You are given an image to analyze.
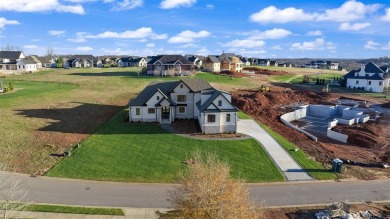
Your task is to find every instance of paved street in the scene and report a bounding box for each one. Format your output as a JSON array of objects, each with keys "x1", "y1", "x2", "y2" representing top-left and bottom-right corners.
[
  {"x1": 237, "y1": 119, "x2": 313, "y2": 181},
  {"x1": 10, "y1": 173, "x2": 388, "y2": 208}
]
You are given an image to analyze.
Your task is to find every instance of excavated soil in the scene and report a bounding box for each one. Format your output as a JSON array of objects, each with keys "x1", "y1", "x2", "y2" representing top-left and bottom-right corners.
[
  {"x1": 232, "y1": 86, "x2": 390, "y2": 179},
  {"x1": 243, "y1": 67, "x2": 290, "y2": 76}
]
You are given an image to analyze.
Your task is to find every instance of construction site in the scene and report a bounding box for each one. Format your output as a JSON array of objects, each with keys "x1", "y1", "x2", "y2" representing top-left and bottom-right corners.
[{"x1": 232, "y1": 83, "x2": 390, "y2": 180}]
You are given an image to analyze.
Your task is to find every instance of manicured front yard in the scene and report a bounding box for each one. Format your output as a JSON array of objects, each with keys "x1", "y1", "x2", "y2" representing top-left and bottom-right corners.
[{"x1": 47, "y1": 109, "x2": 284, "y2": 183}]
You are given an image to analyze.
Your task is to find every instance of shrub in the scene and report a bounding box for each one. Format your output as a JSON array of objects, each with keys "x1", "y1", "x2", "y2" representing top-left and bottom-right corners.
[{"x1": 8, "y1": 82, "x2": 14, "y2": 91}]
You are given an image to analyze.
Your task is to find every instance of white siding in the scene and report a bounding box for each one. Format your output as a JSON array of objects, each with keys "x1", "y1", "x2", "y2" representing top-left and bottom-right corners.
[
  {"x1": 212, "y1": 94, "x2": 235, "y2": 110},
  {"x1": 171, "y1": 82, "x2": 194, "y2": 119}
]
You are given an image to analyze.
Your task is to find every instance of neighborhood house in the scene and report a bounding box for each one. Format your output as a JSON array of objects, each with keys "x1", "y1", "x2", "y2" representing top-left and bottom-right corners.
[
  {"x1": 343, "y1": 62, "x2": 390, "y2": 93},
  {"x1": 128, "y1": 78, "x2": 238, "y2": 134},
  {"x1": 146, "y1": 55, "x2": 194, "y2": 76}
]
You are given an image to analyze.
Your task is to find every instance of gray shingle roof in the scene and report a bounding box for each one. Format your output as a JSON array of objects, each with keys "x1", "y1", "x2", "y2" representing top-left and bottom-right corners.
[
  {"x1": 206, "y1": 56, "x2": 220, "y2": 63},
  {"x1": 20, "y1": 60, "x2": 37, "y2": 64},
  {"x1": 0, "y1": 51, "x2": 24, "y2": 60},
  {"x1": 364, "y1": 62, "x2": 384, "y2": 74},
  {"x1": 147, "y1": 55, "x2": 192, "y2": 65},
  {"x1": 197, "y1": 90, "x2": 238, "y2": 112},
  {"x1": 129, "y1": 78, "x2": 213, "y2": 106},
  {"x1": 69, "y1": 55, "x2": 97, "y2": 61}
]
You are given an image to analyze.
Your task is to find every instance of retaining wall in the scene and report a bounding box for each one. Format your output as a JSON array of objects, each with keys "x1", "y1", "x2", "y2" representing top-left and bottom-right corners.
[
  {"x1": 327, "y1": 129, "x2": 348, "y2": 143},
  {"x1": 338, "y1": 118, "x2": 355, "y2": 125},
  {"x1": 280, "y1": 106, "x2": 318, "y2": 141},
  {"x1": 307, "y1": 105, "x2": 337, "y2": 117}
]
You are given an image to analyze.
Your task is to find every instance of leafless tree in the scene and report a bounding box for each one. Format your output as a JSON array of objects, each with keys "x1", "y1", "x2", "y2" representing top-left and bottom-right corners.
[
  {"x1": 45, "y1": 47, "x2": 55, "y2": 60},
  {"x1": 0, "y1": 164, "x2": 30, "y2": 219},
  {"x1": 0, "y1": 44, "x2": 22, "y2": 52},
  {"x1": 168, "y1": 152, "x2": 261, "y2": 219}
]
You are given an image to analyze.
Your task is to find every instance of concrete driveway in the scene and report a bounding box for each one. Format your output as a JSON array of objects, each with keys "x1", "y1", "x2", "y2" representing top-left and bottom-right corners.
[{"x1": 237, "y1": 119, "x2": 313, "y2": 181}]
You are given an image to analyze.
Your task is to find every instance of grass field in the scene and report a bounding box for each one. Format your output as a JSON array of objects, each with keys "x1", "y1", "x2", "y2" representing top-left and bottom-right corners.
[
  {"x1": 1, "y1": 68, "x2": 265, "y2": 174},
  {"x1": 271, "y1": 73, "x2": 345, "y2": 84},
  {"x1": 47, "y1": 109, "x2": 284, "y2": 183},
  {"x1": 25, "y1": 204, "x2": 124, "y2": 215}
]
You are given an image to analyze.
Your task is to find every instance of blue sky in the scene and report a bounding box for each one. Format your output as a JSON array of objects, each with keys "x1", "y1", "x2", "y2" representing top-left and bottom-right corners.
[{"x1": 0, "y1": 0, "x2": 389, "y2": 58}]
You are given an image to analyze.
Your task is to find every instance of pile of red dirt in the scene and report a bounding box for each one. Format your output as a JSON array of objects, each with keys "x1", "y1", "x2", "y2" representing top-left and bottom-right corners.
[
  {"x1": 217, "y1": 70, "x2": 249, "y2": 78},
  {"x1": 243, "y1": 67, "x2": 289, "y2": 76},
  {"x1": 232, "y1": 87, "x2": 390, "y2": 178}
]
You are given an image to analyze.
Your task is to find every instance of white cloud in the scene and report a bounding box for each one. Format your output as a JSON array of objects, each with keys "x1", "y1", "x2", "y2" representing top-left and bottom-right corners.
[
  {"x1": 146, "y1": 43, "x2": 155, "y2": 48},
  {"x1": 364, "y1": 40, "x2": 379, "y2": 49},
  {"x1": 206, "y1": 4, "x2": 214, "y2": 10},
  {"x1": 168, "y1": 30, "x2": 210, "y2": 43},
  {"x1": 243, "y1": 28, "x2": 292, "y2": 40},
  {"x1": 250, "y1": 6, "x2": 315, "y2": 23},
  {"x1": 306, "y1": 30, "x2": 323, "y2": 36},
  {"x1": 250, "y1": 1, "x2": 381, "y2": 24},
  {"x1": 67, "y1": 32, "x2": 88, "y2": 42},
  {"x1": 196, "y1": 48, "x2": 209, "y2": 56},
  {"x1": 362, "y1": 41, "x2": 390, "y2": 50},
  {"x1": 181, "y1": 43, "x2": 198, "y2": 48},
  {"x1": 236, "y1": 49, "x2": 267, "y2": 55},
  {"x1": 48, "y1": 30, "x2": 65, "y2": 37},
  {"x1": 24, "y1": 45, "x2": 37, "y2": 49},
  {"x1": 160, "y1": 0, "x2": 196, "y2": 9},
  {"x1": 290, "y1": 38, "x2": 336, "y2": 51},
  {"x1": 0, "y1": 17, "x2": 19, "y2": 29},
  {"x1": 86, "y1": 27, "x2": 167, "y2": 40},
  {"x1": 76, "y1": 46, "x2": 93, "y2": 51},
  {"x1": 270, "y1": 45, "x2": 283, "y2": 50},
  {"x1": 0, "y1": 0, "x2": 85, "y2": 14},
  {"x1": 339, "y1": 22, "x2": 370, "y2": 31},
  {"x1": 381, "y1": 8, "x2": 390, "y2": 22},
  {"x1": 224, "y1": 39, "x2": 265, "y2": 48},
  {"x1": 111, "y1": 0, "x2": 143, "y2": 11},
  {"x1": 316, "y1": 0, "x2": 381, "y2": 22}
]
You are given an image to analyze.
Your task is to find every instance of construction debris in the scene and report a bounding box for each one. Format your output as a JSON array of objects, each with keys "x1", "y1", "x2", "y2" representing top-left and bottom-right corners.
[{"x1": 315, "y1": 202, "x2": 387, "y2": 219}]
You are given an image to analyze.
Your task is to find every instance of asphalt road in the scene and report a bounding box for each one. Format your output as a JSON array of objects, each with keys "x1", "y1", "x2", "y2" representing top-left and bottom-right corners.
[{"x1": 11, "y1": 174, "x2": 389, "y2": 208}]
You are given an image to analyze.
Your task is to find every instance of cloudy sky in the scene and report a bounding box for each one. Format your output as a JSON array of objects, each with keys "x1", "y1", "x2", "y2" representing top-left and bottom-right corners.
[{"x1": 0, "y1": 0, "x2": 389, "y2": 58}]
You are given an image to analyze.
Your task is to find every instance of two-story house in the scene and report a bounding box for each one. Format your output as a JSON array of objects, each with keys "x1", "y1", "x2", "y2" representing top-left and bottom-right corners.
[
  {"x1": 202, "y1": 55, "x2": 221, "y2": 73},
  {"x1": 219, "y1": 53, "x2": 243, "y2": 72},
  {"x1": 146, "y1": 55, "x2": 194, "y2": 76},
  {"x1": 0, "y1": 51, "x2": 25, "y2": 71},
  {"x1": 128, "y1": 78, "x2": 238, "y2": 134},
  {"x1": 343, "y1": 62, "x2": 390, "y2": 93}
]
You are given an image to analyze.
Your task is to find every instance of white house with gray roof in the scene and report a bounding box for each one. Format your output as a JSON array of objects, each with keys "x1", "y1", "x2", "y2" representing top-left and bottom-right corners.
[
  {"x1": 128, "y1": 78, "x2": 238, "y2": 134},
  {"x1": 343, "y1": 62, "x2": 390, "y2": 93}
]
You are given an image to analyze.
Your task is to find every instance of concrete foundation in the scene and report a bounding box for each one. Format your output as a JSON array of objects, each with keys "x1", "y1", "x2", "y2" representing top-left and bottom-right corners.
[{"x1": 281, "y1": 102, "x2": 370, "y2": 143}]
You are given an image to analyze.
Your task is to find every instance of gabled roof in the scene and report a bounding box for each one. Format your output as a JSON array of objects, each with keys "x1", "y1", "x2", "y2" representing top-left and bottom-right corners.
[
  {"x1": 206, "y1": 56, "x2": 220, "y2": 63},
  {"x1": 36, "y1": 56, "x2": 51, "y2": 64},
  {"x1": 147, "y1": 55, "x2": 192, "y2": 65},
  {"x1": 365, "y1": 62, "x2": 384, "y2": 74},
  {"x1": 0, "y1": 51, "x2": 24, "y2": 60},
  {"x1": 27, "y1": 55, "x2": 41, "y2": 63},
  {"x1": 18, "y1": 59, "x2": 36, "y2": 65},
  {"x1": 179, "y1": 78, "x2": 213, "y2": 92},
  {"x1": 129, "y1": 57, "x2": 145, "y2": 62},
  {"x1": 197, "y1": 90, "x2": 238, "y2": 112},
  {"x1": 69, "y1": 55, "x2": 97, "y2": 61},
  {"x1": 129, "y1": 78, "x2": 213, "y2": 106},
  {"x1": 129, "y1": 81, "x2": 178, "y2": 106},
  {"x1": 380, "y1": 65, "x2": 389, "y2": 73},
  {"x1": 221, "y1": 52, "x2": 236, "y2": 57},
  {"x1": 119, "y1": 57, "x2": 130, "y2": 62},
  {"x1": 343, "y1": 69, "x2": 384, "y2": 80}
]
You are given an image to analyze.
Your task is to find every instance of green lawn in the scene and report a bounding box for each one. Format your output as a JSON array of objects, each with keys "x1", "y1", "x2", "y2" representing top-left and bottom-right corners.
[
  {"x1": 271, "y1": 73, "x2": 345, "y2": 84},
  {"x1": 258, "y1": 123, "x2": 337, "y2": 180},
  {"x1": 47, "y1": 109, "x2": 284, "y2": 183},
  {"x1": 237, "y1": 111, "x2": 252, "y2": 119},
  {"x1": 4, "y1": 203, "x2": 124, "y2": 215}
]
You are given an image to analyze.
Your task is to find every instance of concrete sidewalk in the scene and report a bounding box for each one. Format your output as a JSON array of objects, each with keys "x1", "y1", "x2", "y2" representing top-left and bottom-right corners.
[
  {"x1": 4, "y1": 208, "x2": 169, "y2": 219},
  {"x1": 237, "y1": 119, "x2": 313, "y2": 181}
]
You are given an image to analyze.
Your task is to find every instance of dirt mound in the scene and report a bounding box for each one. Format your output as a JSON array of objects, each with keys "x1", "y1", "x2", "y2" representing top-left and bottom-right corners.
[
  {"x1": 243, "y1": 67, "x2": 289, "y2": 76},
  {"x1": 332, "y1": 121, "x2": 386, "y2": 149},
  {"x1": 382, "y1": 101, "x2": 390, "y2": 108},
  {"x1": 233, "y1": 87, "x2": 390, "y2": 178}
]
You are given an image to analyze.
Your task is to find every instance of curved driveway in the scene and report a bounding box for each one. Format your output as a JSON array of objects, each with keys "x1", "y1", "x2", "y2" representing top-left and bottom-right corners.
[{"x1": 237, "y1": 119, "x2": 313, "y2": 181}]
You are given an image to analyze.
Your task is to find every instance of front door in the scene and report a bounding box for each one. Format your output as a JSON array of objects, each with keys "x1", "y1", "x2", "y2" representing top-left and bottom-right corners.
[{"x1": 162, "y1": 107, "x2": 170, "y2": 119}]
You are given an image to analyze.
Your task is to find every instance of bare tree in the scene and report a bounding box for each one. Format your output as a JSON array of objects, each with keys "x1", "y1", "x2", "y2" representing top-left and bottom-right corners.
[
  {"x1": 168, "y1": 152, "x2": 261, "y2": 219},
  {"x1": 45, "y1": 47, "x2": 55, "y2": 60},
  {"x1": 0, "y1": 44, "x2": 22, "y2": 52},
  {"x1": 0, "y1": 164, "x2": 30, "y2": 219}
]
